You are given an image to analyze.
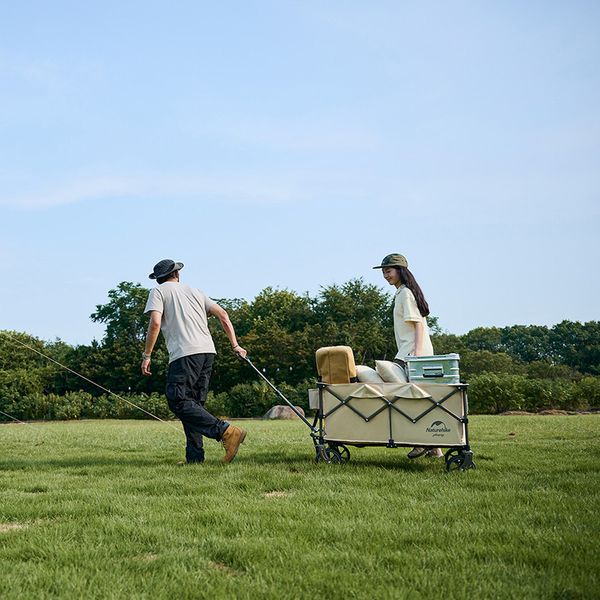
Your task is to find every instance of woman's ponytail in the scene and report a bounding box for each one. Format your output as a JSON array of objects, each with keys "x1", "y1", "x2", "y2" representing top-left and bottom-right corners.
[{"x1": 396, "y1": 267, "x2": 430, "y2": 317}]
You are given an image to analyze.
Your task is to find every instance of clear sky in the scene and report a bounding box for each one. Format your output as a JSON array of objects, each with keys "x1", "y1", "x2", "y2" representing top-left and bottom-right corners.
[{"x1": 1, "y1": 1, "x2": 599, "y2": 344}]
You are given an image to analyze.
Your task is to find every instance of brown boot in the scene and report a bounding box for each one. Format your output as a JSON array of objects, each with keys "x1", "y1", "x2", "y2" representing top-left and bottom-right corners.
[{"x1": 221, "y1": 425, "x2": 247, "y2": 463}]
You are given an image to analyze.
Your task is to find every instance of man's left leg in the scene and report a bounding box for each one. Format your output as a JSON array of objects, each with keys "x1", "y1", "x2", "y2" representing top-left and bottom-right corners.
[
  {"x1": 183, "y1": 353, "x2": 216, "y2": 463},
  {"x1": 189, "y1": 353, "x2": 246, "y2": 463}
]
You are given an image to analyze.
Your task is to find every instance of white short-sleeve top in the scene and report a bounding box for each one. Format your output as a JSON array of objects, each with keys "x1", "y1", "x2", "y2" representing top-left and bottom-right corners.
[
  {"x1": 144, "y1": 282, "x2": 216, "y2": 363},
  {"x1": 393, "y1": 285, "x2": 434, "y2": 360}
]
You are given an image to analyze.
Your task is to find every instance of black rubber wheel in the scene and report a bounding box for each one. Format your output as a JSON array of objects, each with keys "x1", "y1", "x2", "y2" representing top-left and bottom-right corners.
[
  {"x1": 323, "y1": 447, "x2": 342, "y2": 464},
  {"x1": 336, "y1": 445, "x2": 351, "y2": 463},
  {"x1": 446, "y1": 455, "x2": 465, "y2": 472},
  {"x1": 446, "y1": 453, "x2": 478, "y2": 472},
  {"x1": 444, "y1": 449, "x2": 460, "y2": 464}
]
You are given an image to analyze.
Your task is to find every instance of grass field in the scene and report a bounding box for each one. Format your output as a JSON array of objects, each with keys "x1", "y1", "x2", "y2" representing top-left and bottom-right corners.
[{"x1": 0, "y1": 415, "x2": 598, "y2": 599}]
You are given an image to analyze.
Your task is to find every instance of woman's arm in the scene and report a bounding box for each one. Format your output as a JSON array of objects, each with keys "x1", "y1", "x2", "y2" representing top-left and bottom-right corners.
[{"x1": 413, "y1": 320, "x2": 425, "y2": 356}]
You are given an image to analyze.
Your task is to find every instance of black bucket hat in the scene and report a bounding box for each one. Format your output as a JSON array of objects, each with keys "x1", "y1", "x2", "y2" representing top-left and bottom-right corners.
[{"x1": 149, "y1": 259, "x2": 184, "y2": 280}]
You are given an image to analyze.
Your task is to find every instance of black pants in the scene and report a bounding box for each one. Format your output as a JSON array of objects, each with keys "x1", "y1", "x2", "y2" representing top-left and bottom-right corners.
[{"x1": 166, "y1": 353, "x2": 229, "y2": 463}]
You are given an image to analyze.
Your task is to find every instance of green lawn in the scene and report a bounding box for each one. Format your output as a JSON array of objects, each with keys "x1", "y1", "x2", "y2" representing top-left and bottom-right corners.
[{"x1": 0, "y1": 415, "x2": 598, "y2": 599}]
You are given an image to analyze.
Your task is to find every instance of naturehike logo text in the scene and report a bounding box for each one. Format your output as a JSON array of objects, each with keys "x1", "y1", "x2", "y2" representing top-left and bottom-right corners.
[{"x1": 426, "y1": 420, "x2": 451, "y2": 437}]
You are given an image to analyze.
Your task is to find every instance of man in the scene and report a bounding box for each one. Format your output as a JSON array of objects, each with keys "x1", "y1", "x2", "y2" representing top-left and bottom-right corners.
[{"x1": 141, "y1": 259, "x2": 247, "y2": 464}]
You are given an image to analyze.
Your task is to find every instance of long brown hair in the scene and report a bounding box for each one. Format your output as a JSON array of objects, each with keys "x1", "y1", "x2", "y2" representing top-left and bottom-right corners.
[{"x1": 396, "y1": 266, "x2": 430, "y2": 317}]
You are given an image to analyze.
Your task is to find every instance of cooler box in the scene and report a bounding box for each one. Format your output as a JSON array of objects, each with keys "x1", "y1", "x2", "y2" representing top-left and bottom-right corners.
[{"x1": 406, "y1": 353, "x2": 460, "y2": 385}]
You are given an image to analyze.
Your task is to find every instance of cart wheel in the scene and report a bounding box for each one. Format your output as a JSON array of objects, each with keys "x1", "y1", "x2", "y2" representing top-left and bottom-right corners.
[
  {"x1": 322, "y1": 447, "x2": 342, "y2": 464},
  {"x1": 446, "y1": 455, "x2": 465, "y2": 472},
  {"x1": 444, "y1": 449, "x2": 460, "y2": 464},
  {"x1": 446, "y1": 453, "x2": 477, "y2": 472},
  {"x1": 336, "y1": 445, "x2": 351, "y2": 463}
]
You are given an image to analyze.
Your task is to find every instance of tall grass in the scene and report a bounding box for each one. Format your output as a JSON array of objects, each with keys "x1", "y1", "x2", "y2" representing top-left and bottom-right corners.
[{"x1": 0, "y1": 416, "x2": 598, "y2": 599}]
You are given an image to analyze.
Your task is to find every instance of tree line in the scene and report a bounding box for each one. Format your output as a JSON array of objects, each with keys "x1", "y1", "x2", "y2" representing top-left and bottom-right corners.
[{"x1": 1, "y1": 279, "x2": 599, "y2": 419}]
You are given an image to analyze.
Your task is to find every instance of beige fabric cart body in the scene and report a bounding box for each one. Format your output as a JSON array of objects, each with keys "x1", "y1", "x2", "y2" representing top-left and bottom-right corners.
[
  {"x1": 309, "y1": 381, "x2": 475, "y2": 471},
  {"x1": 241, "y1": 356, "x2": 475, "y2": 471}
]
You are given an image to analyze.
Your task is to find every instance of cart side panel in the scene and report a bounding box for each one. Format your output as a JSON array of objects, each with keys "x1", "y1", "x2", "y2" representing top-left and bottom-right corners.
[
  {"x1": 390, "y1": 394, "x2": 466, "y2": 446},
  {"x1": 322, "y1": 383, "x2": 466, "y2": 447},
  {"x1": 322, "y1": 394, "x2": 390, "y2": 442}
]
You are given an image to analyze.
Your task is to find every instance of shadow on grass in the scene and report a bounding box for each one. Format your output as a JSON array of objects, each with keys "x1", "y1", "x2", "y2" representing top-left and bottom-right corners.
[
  {"x1": 247, "y1": 448, "x2": 437, "y2": 472},
  {"x1": 0, "y1": 454, "x2": 158, "y2": 471},
  {"x1": 0, "y1": 447, "x2": 459, "y2": 474}
]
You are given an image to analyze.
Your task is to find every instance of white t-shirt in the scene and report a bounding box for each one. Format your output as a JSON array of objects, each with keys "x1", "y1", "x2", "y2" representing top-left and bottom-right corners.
[
  {"x1": 393, "y1": 285, "x2": 434, "y2": 360},
  {"x1": 144, "y1": 282, "x2": 216, "y2": 363}
]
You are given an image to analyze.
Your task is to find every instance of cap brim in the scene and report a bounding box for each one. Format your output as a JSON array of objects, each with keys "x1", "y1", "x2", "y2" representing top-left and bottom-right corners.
[{"x1": 373, "y1": 263, "x2": 406, "y2": 269}]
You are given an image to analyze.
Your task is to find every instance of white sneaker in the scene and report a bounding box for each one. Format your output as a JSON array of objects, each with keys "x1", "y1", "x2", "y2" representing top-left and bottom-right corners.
[
  {"x1": 407, "y1": 447, "x2": 428, "y2": 459},
  {"x1": 426, "y1": 448, "x2": 443, "y2": 458}
]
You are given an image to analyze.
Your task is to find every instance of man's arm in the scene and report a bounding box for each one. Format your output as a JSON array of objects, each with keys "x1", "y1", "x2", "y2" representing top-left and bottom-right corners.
[
  {"x1": 208, "y1": 304, "x2": 247, "y2": 358},
  {"x1": 141, "y1": 310, "x2": 162, "y2": 376}
]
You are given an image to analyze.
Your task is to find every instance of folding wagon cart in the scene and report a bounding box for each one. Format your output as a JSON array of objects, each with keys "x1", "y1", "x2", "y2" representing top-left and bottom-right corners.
[
  {"x1": 309, "y1": 380, "x2": 476, "y2": 472},
  {"x1": 243, "y1": 356, "x2": 476, "y2": 472}
]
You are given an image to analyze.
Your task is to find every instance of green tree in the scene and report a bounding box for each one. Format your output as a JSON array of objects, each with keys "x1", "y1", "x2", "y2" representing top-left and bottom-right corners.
[
  {"x1": 91, "y1": 282, "x2": 150, "y2": 345},
  {"x1": 313, "y1": 278, "x2": 395, "y2": 363},
  {"x1": 0, "y1": 330, "x2": 47, "y2": 370},
  {"x1": 430, "y1": 333, "x2": 467, "y2": 355},
  {"x1": 460, "y1": 350, "x2": 523, "y2": 381},
  {"x1": 500, "y1": 325, "x2": 551, "y2": 363},
  {"x1": 526, "y1": 360, "x2": 582, "y2": 381},
  {"x1": 209, "y1": 289, "x2": 316, "y2": 390},
  {"x1": 549, "y1": 321, "x2": 600, "y2": 375},
  {"x1": 463, "y1": 327, "x2": 504, "y2": 352},
  {"x1": 89, "y1": 282, "x2": 168, "y2": 394}
]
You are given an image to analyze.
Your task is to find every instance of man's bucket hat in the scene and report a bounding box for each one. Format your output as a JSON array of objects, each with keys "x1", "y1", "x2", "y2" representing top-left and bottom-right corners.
[
  {"x1": 149, "y1": 259, "x2": 184, "y2": 280},
  {"x1": 372, "y1": 254, "x2": 408, "y2": 269}
]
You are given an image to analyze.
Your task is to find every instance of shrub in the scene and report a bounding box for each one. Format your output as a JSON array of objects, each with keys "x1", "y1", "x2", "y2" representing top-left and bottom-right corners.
[
  {"x1": 112, "y1": 393, "x2": 172, "y2": 420},
  {"x1": 0, "y1": 369, "x2": 45, "y2": 407},
  {"x1": 205, "y1": 391, "x2": 230, "y2": 418},
  {"x1": 227, "y1": 382, "x2": 274, "y2": 418},
  {"x1": 520, "y1": 379, "x2": 556, "y2": 412},
  {"x1": 468, "y1": 373, "x2": 527, "y2": 413},
  {"x1": 53, "y1": 392, "x2": 92, "y2": 420},
  {"x1": 2, "y1": 392, "x2": 55, "y2": 421},
  {"x1": 573, "y1": 377, "x2": 600, "y2": 409},
  {"x1": 83, "y1": 395, "x2": 119, "y2": 419},
  {"x1": 273, "y1": 379, "x2": 312, "y2": 414},
  {"x1": 526, "y1": 360, "x2": 582, "y2": 381}
]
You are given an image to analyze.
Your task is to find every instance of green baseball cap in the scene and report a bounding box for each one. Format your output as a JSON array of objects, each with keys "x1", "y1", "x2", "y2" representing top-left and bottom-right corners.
[{"x1": 372, "y1": 253, "x2": 408, "y2": 269}]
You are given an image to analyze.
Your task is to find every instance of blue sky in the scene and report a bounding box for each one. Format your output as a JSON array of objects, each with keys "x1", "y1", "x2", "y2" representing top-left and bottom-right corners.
[{"x1": 1, "y1": 1, "x2": 599, "y2": 344}]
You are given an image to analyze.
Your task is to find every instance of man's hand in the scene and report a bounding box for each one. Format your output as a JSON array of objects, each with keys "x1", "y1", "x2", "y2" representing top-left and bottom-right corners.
[
  {"x1": 233, "y1": 345, "x2": 248, "y2": 359},
  {"x1": 141, "y1": 357, "x2": 152, "y2": 376}
]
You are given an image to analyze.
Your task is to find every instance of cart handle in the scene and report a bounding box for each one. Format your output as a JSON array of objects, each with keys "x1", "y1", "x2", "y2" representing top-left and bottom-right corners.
[{"x1": 238, "y1": 355, "x2": 317, "y2": 432}]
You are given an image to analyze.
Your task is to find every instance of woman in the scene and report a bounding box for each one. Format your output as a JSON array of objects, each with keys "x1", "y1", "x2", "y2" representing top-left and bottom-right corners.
[{"x1": 373, "y1": 253, "x2": 442, "y2": 459}]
